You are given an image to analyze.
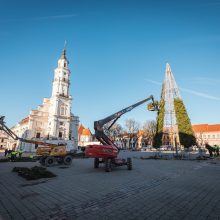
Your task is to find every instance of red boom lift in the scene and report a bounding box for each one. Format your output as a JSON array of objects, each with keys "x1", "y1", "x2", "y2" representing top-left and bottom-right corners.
[{"x1": 85, "y1": 95, "x2": 158, "y2": 172}]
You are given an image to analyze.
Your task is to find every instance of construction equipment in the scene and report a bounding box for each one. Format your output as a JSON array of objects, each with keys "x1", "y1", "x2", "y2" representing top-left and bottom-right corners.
[
  {"x1": 85, "y1": 95, "x2": 158, "y2": 172},
  {"x1": 0, "y1": 116, "x2": 73, "y2": 166},
  {"x1": 205, "y1": 143, "x2": 220, "y2": 157}
]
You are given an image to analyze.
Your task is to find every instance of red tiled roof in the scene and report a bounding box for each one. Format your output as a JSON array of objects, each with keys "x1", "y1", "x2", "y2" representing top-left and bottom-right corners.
[
  {"x1": 207, "y1": 124, "x2": 220, "y2": 132},
  {"x1": 78, "y1": 124, "x2": 85, "y2": 135},
  {"x1": 78, "y1": 124, "x2": 92, "y2": 136},
  {"x1": 81, "y1": 128, "x2": 92, "y2": 136},
  {"x1": 20, "y1": 117, "x2": 29, "y2": 124},
  {"x1": 137, "y1": 130, "x2": 144, "y2": 137},
  {"x1": 192, "y1": 124, "x2": 220, "y2": 133}
]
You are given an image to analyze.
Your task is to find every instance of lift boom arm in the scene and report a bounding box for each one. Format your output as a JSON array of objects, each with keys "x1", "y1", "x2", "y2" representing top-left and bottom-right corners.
[
  {"x1": 0, "y1": 116, "x2": 63, "y2": 147},
  {"x1": 94, "y1": 95, "x2": 157, "y2": 148}
]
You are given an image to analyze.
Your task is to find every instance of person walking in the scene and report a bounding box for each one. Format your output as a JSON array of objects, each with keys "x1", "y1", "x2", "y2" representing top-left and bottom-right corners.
[{"x1": 4, "y1": 148, "x2": 8, "y2": 157}]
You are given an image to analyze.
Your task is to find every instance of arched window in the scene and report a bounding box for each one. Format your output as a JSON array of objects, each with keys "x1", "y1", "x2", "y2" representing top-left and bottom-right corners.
[
  {"x1": 62, "y1": 88, "x2": 65, "y2": 96},
  {"x1": 36, "y1": 132, "x2": 41, "y2": 138},
  {"x1": 60, "y1": 106, "x2": 65, "y2": 115}
]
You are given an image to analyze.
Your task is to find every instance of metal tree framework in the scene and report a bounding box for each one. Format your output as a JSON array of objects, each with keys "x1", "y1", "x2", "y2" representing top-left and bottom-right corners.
[{"x1": 161, "y1": 63, "x2": 181, "y2": 147}]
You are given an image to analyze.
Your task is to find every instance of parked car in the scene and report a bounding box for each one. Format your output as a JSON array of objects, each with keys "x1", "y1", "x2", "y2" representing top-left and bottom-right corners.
[
  {"x1": 141, "y1": 145, "x2": 156, "y2": 151},
  {"x1": 141, "y1": 146, "x2": 150, "y2": 152}
]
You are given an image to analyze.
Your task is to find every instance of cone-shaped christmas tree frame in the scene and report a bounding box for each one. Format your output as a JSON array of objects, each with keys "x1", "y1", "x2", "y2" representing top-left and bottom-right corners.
[{"x1": 153, "y1": 64, "x2": 196, "y2": 148}]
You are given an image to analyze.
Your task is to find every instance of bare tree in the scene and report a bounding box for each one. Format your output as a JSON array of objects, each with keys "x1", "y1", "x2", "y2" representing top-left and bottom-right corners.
[
  {"x1": 196, "y1": 131, "x2": 204, "y2": 147},
  {"x1": 125, "y1": 118, "x2": 140, "y2": 149},
  {"x1": 103, "y1": 122, "x2": 123, "y2": 141},
  {"x1": 142, "y1": 120, "x2": 156, "y2": 146}
]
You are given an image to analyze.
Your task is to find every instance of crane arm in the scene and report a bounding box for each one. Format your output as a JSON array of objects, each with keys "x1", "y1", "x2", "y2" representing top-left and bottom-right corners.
[
  {"x1": 0, "y1": 116, "x2": 19, "y2": 140},
  {"x1": 18, "y1": 138, "x2": 64, "y2": 147},
  {"x1": 0, "y1": 116, "x2": 64, "y2": 147},
  {"x1": 95, "y1": 95, "x2": 154, "y2": 128},
  {"x1": 94, "y1": 95, "x2": 158, "y2": 147}
]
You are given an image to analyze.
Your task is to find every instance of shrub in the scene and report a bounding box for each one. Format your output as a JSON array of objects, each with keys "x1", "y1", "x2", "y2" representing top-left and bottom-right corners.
[
  {"x1": 174, "y1": 98, "x2": 197, "y2": 148},
  {"x1": 153, "y1": 100, "x2": 165, "y2": 148}
]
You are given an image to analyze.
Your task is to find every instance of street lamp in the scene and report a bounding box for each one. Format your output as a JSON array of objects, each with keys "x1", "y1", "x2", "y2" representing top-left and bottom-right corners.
[{"x1": 174, "y1": 133, "x2": 178, "y2": 156}]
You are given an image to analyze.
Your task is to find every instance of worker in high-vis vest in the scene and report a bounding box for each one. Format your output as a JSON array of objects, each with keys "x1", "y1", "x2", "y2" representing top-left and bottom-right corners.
[
  {"x1": 10, "y1": 150, "x2": 17, "y2": 161},
  {"x1": 18, "y1": 150, "x2": 23, "y2": 158}
]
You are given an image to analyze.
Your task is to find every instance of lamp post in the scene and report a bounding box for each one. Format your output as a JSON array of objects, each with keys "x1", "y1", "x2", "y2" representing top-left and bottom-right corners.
[{"x1": 174, "y1": 132, "x2": 178, "y2": 156}]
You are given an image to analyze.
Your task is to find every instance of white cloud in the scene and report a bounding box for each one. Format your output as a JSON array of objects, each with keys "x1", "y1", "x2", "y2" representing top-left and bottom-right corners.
[
  {"x1": 180, "y1": 88, "x2": 220, "y2": 101},
  {"x1": 144, "y1": 79, "x2": 162, "y2": 85},
  {"x1": 35, "y1": 14, "x2": 78, "y2": 20},
  {"x1": 0, "y1": 13, "x2": 78, "y2": 23},
  {"x1": 145, "y1": 78, "x2": 220, "y2": 101},
  {"x1": 191, "y1": 77, "x2": 220, "y2": 85}
]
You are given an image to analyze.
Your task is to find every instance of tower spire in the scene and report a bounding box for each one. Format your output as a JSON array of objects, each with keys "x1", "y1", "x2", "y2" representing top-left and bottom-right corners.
[
  {"x1": 60, "y1": 49, "x2": 67, "y2": 60},
  {"x1": 60, "y1": 41, "x2": 68, "y2": 60}
]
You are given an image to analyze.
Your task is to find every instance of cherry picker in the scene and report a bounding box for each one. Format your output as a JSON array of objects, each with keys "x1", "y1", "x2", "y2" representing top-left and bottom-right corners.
[
  {"x1": 85, "y1": 95, "x2": 158, "y2": 172},
  {"x1": 0, "y1": 116, "x2": 73, "y2": 166}
]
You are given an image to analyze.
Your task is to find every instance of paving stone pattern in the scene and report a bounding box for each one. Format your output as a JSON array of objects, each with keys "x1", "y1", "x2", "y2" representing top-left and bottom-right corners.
[{"x1": 0, "y1": 151, "x2": 219, "y2": 220}]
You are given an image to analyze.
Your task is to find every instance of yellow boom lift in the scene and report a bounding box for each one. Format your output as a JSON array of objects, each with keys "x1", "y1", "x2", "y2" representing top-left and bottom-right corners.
[{"x1": 0, "y1": 116, "x2": 73, "y2": 166}]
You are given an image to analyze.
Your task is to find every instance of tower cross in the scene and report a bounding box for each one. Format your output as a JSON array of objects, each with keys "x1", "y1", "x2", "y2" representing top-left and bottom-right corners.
[{"x1": 64, "y1": 40, "x2": 67, "y2": 49}]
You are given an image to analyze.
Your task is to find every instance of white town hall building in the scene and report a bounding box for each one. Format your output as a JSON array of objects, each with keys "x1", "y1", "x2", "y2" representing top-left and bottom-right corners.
[{"x1": 8, "y1": 48, "x2": 79, "y2": 152}]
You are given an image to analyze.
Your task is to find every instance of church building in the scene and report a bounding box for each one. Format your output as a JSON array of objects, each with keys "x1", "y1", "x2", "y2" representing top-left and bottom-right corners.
[{"x1": 8, "y1": 48, "x2": 79, "y2": 152}]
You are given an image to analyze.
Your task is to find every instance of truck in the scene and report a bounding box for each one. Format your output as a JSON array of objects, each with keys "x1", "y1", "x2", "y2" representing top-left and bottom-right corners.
[
  {"x1": 85, "y1": 95, "x2": 158, "y2": 172},
  {"x1": 0, "y1": 116, "x2": 74, "y2": 166}
]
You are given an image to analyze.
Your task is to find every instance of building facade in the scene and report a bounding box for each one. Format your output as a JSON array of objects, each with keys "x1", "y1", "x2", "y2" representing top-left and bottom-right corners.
[
  {"x1": 0, "y1": 130, "x2": 8, "y2": 149},
  {"x1": 8, "y1": 48, "x2": 79, "y2": 152},
  {"x1": 78, "y1": 125, "x2": 92, "y2": 144},
  {"x1": 192, "y1": 124, "x2": 220, "y2": 146},
  {"x1": 78, "y1": 124, "x2": 101, "y2": 147}
]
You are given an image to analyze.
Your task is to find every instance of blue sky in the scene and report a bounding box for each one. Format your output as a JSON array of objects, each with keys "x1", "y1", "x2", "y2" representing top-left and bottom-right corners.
[{"x1": 0, "y1": 0, "x2": 220, "y2": 130}]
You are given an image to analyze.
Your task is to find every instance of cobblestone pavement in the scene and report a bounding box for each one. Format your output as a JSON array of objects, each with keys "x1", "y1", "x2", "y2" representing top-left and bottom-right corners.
[{"x1": 0, "y1": 151, "x2": 219, "y2": 220}]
